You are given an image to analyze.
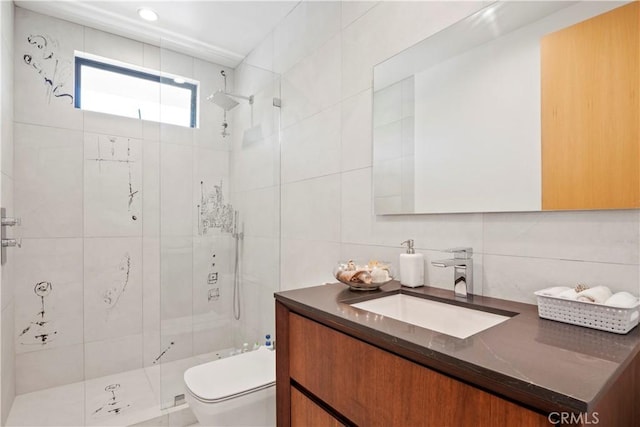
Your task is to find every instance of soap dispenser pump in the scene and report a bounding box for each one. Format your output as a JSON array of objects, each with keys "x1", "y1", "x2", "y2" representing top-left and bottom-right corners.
[{"x1": 399, "y1": 239, "x2": 424, "y2": 288}]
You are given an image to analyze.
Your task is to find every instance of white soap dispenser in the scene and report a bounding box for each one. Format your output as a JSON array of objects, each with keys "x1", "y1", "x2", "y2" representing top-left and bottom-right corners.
[{"x1": 399, "y1": 239, "x2": 424, "y2": 288}]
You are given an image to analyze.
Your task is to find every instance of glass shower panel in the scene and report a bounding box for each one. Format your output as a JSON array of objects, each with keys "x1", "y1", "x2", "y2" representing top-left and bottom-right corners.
[
  {"x1": 158, "y1": 47, "x2": 281, "y2": 411},
  {"x1": 229, "y1": 62, "x2": 282, "y2": 350}
]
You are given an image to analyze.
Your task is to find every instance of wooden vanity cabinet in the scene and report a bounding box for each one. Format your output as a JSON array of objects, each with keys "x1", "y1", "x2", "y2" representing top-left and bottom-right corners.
[
  {"x1": 276, "y1": 302, "x2": 549, "y2": 427},
  {"x1": 541, "y1": 2, "x2": 639, "y2": 210}
]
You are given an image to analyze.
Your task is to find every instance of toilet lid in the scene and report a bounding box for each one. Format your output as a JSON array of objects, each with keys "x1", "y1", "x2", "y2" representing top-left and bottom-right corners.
[{"x1": 184, "y1": 347, "x2": 275, "y2": 403}]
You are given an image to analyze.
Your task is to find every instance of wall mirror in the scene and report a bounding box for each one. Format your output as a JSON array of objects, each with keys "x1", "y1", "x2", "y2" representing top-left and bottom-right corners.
[{"x1": 372, "y1": 1, "x2": 638, "y2": 214}]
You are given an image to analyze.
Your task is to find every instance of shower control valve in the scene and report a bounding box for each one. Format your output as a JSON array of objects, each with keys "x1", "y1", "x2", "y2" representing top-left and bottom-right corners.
[
  {"x1": 2, "y1": 238, "x2": 22, "y2": 248},
  {"x1": 1, "y1": 216, "x2": 21, "y2": 227}
]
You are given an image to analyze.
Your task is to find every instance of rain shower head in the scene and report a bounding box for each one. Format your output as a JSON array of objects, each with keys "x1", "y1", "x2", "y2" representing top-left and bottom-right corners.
[{"x1": 208, "y1": 90, "x2": 240, "y2": 111}]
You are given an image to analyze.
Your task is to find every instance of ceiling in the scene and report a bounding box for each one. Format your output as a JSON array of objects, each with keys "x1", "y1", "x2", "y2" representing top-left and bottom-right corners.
[{"x1": 14, "y1": 0, "x2": 299, "y2": 67}]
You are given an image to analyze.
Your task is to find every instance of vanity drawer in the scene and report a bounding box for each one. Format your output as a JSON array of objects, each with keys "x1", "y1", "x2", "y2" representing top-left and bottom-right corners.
[{"x1": 288, "y1": 312, "x2": 548, "y2": 426}]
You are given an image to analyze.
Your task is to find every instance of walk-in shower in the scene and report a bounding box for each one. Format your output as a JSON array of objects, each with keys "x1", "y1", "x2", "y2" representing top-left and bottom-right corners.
[{"x1": 5, "y1": 22, "x2": 282, "y2": 424}]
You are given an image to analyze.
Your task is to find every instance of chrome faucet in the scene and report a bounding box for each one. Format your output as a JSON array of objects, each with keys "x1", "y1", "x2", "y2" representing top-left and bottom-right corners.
[{"x1": 432, "y1": 248, "x2": 473, "y2": 298}]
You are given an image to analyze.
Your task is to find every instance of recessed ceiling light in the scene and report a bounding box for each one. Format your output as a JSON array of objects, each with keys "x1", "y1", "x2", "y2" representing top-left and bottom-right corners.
[{"x1": 137, "y1": 8, "x2": 158, "y2": 22}]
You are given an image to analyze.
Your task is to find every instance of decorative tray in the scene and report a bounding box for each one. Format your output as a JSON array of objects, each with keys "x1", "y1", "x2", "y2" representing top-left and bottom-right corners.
[{"x1": 334, "y1": 260, "x2": 393, "y2": 291}]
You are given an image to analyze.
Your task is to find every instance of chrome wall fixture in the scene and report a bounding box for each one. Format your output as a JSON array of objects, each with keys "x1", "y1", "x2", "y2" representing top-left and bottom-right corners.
[{"x1": 1, "y1": 208, "x2": 22, "y2": 256}]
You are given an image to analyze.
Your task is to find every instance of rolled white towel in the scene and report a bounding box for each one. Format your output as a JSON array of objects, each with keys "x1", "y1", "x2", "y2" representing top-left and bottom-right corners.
[
  {"x1": 576, "y1": 286, "x2": 612, "y2": 304},
  {"x1": 558, "y1": 288, "x2": 579, "y2": 300},
  {"x1": 605, "y1": 292, "x2": 639, "y2": 308},
  {"x1": 538, "y1": 286, "x2": 572, "y2": 297}
]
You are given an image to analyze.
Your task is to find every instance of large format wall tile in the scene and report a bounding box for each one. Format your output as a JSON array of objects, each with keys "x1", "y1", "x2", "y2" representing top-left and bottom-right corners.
[
  {"x1": 483, "y1": 254, "x2": 640, "y2": 305},
  {"x1": 84, "y1": 237, "x2": 143, "y2": 342},
  {"x1": 273, "y1": 0, "x2": 341, "y2": 75},
  {"x1": 483, "y1": 210, "x2": 640, "y2": 265},
  {"x1": 14, "y1": 238, "x2": 83, "y2": 354},
  {"x1": 84, "y1": 111, "x2": 143, "y2": 140},
  {"x1": 231, "y1": 133, "x2": 279, "y2": 193},
  {"x1": 281, "y1": 103, "x2": 341, "y2": 184},
  {"x1": 280, "y1": 238, "x2": 340, "y2": 290},
  {"x1": 84, "y1": 334, "x2": 143, "y2": 380},
  {"x1": 14, "y1": 8, "x2": 83, "y2": 130},
  {"x1": 15, "y1": 343, "x2": 84, "y2": 394},
  {"x1": 160, "y1": 143, "x2": 193, "y2": 236},
  {"x1": 234, "y1": 186, "x2": 279, "y2": 239},
  {"x1": 281, "y1": 35, "x2": 341, "y2": 128},
  {"x1": 84, "y1": 27, "x2": 144, "y2": 67},
  {"x1": 142, "y1": 141, "x2": 160, "y2": 237},
  {"x1": 84, "y1": 133, "x2": 143, "y2": 237},
  {"x1": 15, "y1": 123, "x2": 83, "y2": 238},
  {"x1": 341, "y1": 89, "x2": 372, "y2": 172},
  {"x1": 341, "y1": 1, "x2": 379, "y2": 29},
  {"x1": 1, "y1": 304, "x2": 16, "y2": 424},
  {"x1": 281, "y1": 174, "x2": 341, "y2": 242},
  {"x1": 160, "y1": 236, "x2": 193, "y2": 322}
]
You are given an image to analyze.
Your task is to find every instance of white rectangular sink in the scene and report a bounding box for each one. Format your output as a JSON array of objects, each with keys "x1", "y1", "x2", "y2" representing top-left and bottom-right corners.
[{"x1": 351, "y1": 294, "x2": 510, "y2": 339}]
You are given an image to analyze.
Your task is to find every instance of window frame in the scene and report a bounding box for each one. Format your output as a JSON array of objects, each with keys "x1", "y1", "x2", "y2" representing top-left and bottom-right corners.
[{"x1": 74, "y1": 56, "x2": 198, "y2": 128}]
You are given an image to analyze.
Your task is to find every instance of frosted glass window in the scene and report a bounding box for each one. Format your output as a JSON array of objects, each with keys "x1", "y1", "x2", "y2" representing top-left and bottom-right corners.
[{"x1": 75, "y1": 56, "x2": 198, "y2": 128}]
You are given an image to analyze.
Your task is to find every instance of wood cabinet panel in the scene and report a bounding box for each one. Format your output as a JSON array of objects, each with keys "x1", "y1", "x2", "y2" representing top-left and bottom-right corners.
[
  {"x1": 289, "y1": 313, "x2": 548, "y2": 427},
  {"x1": 541, "y1": 2, "x2": 639, "y2": 210},
  {"x1": 291, "y1": 387, "x2": 344, "y2": 427}
]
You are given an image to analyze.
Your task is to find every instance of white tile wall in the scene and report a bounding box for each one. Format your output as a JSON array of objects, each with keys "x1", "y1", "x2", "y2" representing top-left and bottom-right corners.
[
  {"x1": 15, "y1": 343, "x2": 84, "y2": 394},
  {"x1": 14, "y1": 124, "x2": 84, "y2": 238},
  {"x1": 281, "y1": 34, "x2": 342, "y2": 128},
  {"x1": 281, "y1": 174, "x2": 341, "y2": 242},
  {"x1": 14, "y1": 8, "x2": 83, "y2": 130},
  {"x1": 160, "y1": 143, "x2": 193, "y2": 237},
  {"x1": 160, "y1": 236, "x2": 193, "y2": 321},
  {"x1": 273, "y1": 0, "x2": 341, "y2": 75},
  {"x1": 341, "y1": 1, "x2": 379, "y2": 29},
  {"x1": 84, "y1": 133, "x2": 143, "y2": 237},
  {"x1": 84, "y1": 334, "x2": 143, "y2": 380},
  {"x1": 341, "y1": 89, "x2": 373, "y2": 172},
  {"x1": 84, "y1": 27, "x2": 144, "y2": 67},
  {"x1": 281, "y1": 103, "x2": 341, "y2": 184},
  {"x1": 14, "y1": 238, "x2": 83, "y2": 354},
  {"x1": 83, "y1": 237, "x2": 143, "y2": 342},
  {"x1": 280, "y1": 239, "x2": 341, "y2": 291}
]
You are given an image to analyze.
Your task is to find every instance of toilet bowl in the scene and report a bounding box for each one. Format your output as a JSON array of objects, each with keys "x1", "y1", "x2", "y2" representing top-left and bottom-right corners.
[{"x1": 184, "y1": 346, "x2": 276, "y2": 426}]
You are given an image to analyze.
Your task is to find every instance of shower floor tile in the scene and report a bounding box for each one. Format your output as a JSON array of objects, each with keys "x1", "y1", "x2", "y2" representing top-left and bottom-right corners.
[
  {"x1": 6, "y1": 348, "x2": 235, "y2": 427},
  {"x1": 5, "y1": 382, "x2": 85, "y2": 426},
  {"x1": 84, "y1": 370, "x2": 157, "y2": 426},
  {"x1": 6, "y1": 361, "x2": 198, "y2": 426}
]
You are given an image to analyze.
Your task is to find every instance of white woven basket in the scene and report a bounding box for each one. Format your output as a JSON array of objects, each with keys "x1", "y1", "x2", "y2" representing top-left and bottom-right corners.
[{"x1": 534, "y1": 291, "x2": 640, "y2": 334}]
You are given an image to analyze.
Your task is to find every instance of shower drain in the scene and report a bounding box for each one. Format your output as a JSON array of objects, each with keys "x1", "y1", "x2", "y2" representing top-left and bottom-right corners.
[{"x1": 174, "y1": 394, "x2": 186, "y2": 407}]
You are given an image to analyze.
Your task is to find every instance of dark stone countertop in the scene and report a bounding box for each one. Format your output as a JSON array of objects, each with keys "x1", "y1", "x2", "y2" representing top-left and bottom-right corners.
[{"x1": 274, "y1": 281, "x2": 640, "y2": 414}]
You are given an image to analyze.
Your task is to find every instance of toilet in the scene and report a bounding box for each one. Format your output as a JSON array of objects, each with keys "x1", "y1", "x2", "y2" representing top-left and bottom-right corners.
[{"x1": 184, "y1": 346, "x2": 276, "y2": 426}]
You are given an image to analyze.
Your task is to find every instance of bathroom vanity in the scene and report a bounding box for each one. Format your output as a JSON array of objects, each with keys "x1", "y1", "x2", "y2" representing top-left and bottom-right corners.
[{"x1": 274, "y1": 283, "x2": 640, "y2": 426}]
